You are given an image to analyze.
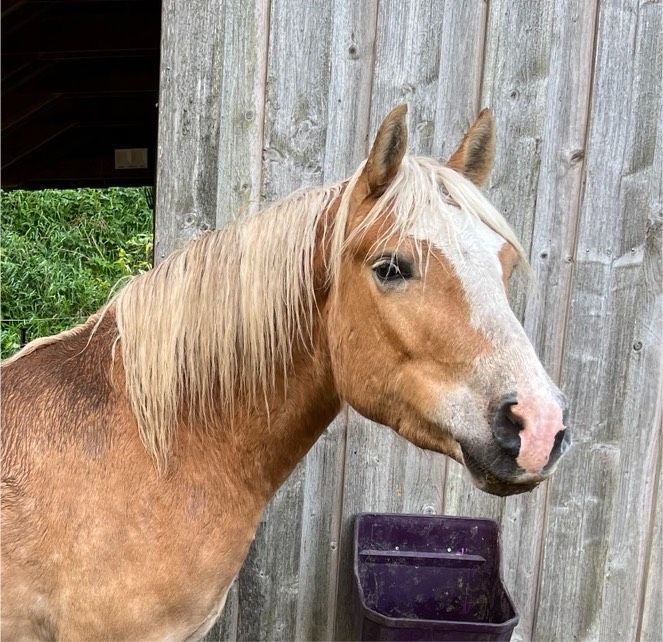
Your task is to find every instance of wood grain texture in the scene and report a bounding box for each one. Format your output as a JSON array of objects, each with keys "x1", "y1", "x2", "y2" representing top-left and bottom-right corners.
[
  {"x1": 638, "y1": 75, "x2": 663, "y2": 642},
  {"x1": 259, "y1": 0, "x2": 334, "y2": 201},
  {"x1": 156, "y1": 0, "x2": 269, "y2": 250},
  {"x1": 596, "y1": 3, "x2": 663, "y2": 636},
  {"x1": 431, "y1": 0, "x2": 487, "y2": 160},
  {"x1": 323, "y1": 0, "x2": 378, "y2": 183},
  {"x1": 156, "y1": 0, "x2": 232, "y2": 258},
  {"x1": 533, "y1": 0, "x2": 663, "y2": 640},
  {"x1": 213, "y1": 0, "x2": 270, "y2": 223},
  {"x1": 367, "y1": 0, "x2": 446, "y2": 155},
  {"x1": 294, "y1": 418, "x2": 347, "y2": 641},
  {"x1": 639, "y1": 431, "x2": 663, "y2": 642}
]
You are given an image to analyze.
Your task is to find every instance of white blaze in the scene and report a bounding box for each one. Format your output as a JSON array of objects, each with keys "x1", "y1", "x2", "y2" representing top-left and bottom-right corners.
[{"x1": 411, "y1": 205, "x2": 566, "y2": 474}]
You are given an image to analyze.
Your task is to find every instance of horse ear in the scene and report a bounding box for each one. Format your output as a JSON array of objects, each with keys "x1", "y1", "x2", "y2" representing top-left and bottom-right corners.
[
  {"x1": 364, "y1": 104, "x2": 408, "y2": 195},
  {"x1": 447, "y1": 108, "x2": 495, "y2": 186}
]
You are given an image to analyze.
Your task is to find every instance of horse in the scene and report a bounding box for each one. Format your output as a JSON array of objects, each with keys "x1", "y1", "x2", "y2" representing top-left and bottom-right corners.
[{"x1": 1, "y1": 105, "x2": 571, "y2": 641}]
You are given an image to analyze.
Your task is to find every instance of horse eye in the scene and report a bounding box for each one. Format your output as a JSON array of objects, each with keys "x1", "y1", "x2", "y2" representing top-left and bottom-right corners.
[{"x1": 372, "y1": 256, "x2": 413, "y2": 284}]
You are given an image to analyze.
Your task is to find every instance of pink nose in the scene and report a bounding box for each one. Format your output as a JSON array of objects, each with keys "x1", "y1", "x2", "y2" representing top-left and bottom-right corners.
[
  {"x1": 493, "y1": 392, "x2": 570, "y2": 474},
  {"x1": 509, "y1": 394, "x2": 568, "y2": 474}
]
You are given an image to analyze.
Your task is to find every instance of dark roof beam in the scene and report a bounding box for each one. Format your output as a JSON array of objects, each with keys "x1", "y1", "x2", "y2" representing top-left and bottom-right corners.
[
  {"x1": 1, "y1": 0, "x2": 28, "y2": 19},
  {"x1": 2, "y1": 92, "x2": 63, "y2": 132},
  {"x1": 9, "y1": 60, "x2": 159, "y2": 95},
  {"x1": 3, "y1": 8, "x2": 159, "y2": 60},
  {"x1": 2, "y1": 122, "x2": 77, "y2": 170}
]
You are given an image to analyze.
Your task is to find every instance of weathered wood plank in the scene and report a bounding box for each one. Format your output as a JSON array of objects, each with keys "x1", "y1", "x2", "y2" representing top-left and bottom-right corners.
[
  {"x1": 213, "y1": 0, "x2": 270, "y2": 223},
  {"x1": 236, "y1": 471, "x2": 306, "y2": 642},
  {"x1": 597, "y1": 3, "x2": 663, "y2": 636},
  {"x1": 367, "y1": 0, "x2": 445, "y2": 156},
  {"x1": 521, "y1": 0, "x2": 599, "y2": 379},
  {"x1": 258, "y1": 2, "x2": 335, "y2": 201},
  {"x1": 322, "y1": 0, "x2": 378, "y2": 183},
  {"x1": 431, "y1": 0, "x2": 488, "y2": 160},
  {"x1": 233, "y1": 1, "x2": 335, "y2": 639},
  {"x1": 533, "y1": 1, "x2": 663, "y2": 639},
  {"x1": 294, "y1": 417, "x2": 347, "y2": 641},
  {"x1": 156, "y1": 0, "x2": 269, "y2": 255},
  {"x1": 598, "y1": 215, "x2": 662, "y2": 639},
  {"x1": 156, "y1": 0, "x2": 227, "y2": 257},
  {"x1": 639, "y1": 434, "x2": 663, "y2": 642},
  {"x1": 638, "y1": 78, "x2": 663, "y2": 642}
]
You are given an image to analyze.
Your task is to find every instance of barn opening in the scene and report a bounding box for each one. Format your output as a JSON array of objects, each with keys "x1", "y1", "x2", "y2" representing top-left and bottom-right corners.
[{"x1": 1, "y1": 0, "x2": 161, "y2": 357}]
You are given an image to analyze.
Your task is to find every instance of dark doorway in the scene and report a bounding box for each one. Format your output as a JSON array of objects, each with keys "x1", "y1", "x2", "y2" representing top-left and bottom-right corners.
[{"x1": 2, "y1": 0, "x2": 161, "y2": 190}]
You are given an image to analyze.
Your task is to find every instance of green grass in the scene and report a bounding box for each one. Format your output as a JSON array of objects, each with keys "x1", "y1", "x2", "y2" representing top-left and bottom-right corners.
[{"x1": 1, "y1": 188, "x2": 153, "y2": 358}]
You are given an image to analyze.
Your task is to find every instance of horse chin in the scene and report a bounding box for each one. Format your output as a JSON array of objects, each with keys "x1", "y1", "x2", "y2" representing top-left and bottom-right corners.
[
  {"x1": 461, "y1": 447, "x2": 542, "y2": 497},
  {"x1": 469, "y1": 474, "x2": 540, "y2": 497}
]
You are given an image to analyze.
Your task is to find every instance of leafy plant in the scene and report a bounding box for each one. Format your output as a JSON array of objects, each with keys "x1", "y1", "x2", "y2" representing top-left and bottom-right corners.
[{"x1": 1, "y1": 188, "x2": 153, "y2": 358}]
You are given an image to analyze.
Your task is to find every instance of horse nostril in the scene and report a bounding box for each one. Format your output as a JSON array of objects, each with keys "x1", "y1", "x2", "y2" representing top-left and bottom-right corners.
[
  {"x1": 543, "y1": 426, "x2": 572, "y2": 471},
  {"x1": 553, "y1": 426, "x2": 572, "y2": 457},
  {"x1": 493, "y1": 396, "x2": 523, "y2": 457}
]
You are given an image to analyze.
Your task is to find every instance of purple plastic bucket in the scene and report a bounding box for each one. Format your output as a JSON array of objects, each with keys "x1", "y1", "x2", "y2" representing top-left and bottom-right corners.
[{"x1": 353, "y1": 513, "x2": 518, "y2": 642}]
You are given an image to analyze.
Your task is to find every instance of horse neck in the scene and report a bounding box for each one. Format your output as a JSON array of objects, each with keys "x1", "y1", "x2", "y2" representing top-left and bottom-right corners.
[
  {"x1": 176, "y1": 197, "x2": 345, "y2": 501},
  {"x1": 178, "y1": 317, "x2": 342, "y2": 503}
]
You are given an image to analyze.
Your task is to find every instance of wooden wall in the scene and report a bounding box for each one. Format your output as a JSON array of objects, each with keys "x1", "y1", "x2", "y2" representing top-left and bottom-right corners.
[{"x1": 155, "y1": 1, "x2": 662, "y2": 640}]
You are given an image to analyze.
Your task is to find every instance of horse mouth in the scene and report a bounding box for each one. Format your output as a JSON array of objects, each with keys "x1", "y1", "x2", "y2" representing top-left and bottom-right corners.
[{"x1": 461, "y1": 448, "x2": 542, "y2": 497}]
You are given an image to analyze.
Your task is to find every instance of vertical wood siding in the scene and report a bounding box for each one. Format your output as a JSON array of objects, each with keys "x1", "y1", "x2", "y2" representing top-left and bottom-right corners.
[{"x1": 156, "y1": 1, "x2": 662, "y2": 640}]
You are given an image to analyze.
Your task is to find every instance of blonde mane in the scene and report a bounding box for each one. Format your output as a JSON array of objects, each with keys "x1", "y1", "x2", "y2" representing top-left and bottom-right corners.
[{"x1": 106, "y1": 156, "x2": 528, "y2": 468}]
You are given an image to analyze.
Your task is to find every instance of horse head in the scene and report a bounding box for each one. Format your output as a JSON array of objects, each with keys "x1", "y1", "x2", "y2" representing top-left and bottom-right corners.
[{"x1": 327, "y1": 105, "x2": 570, "y2": 496}]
